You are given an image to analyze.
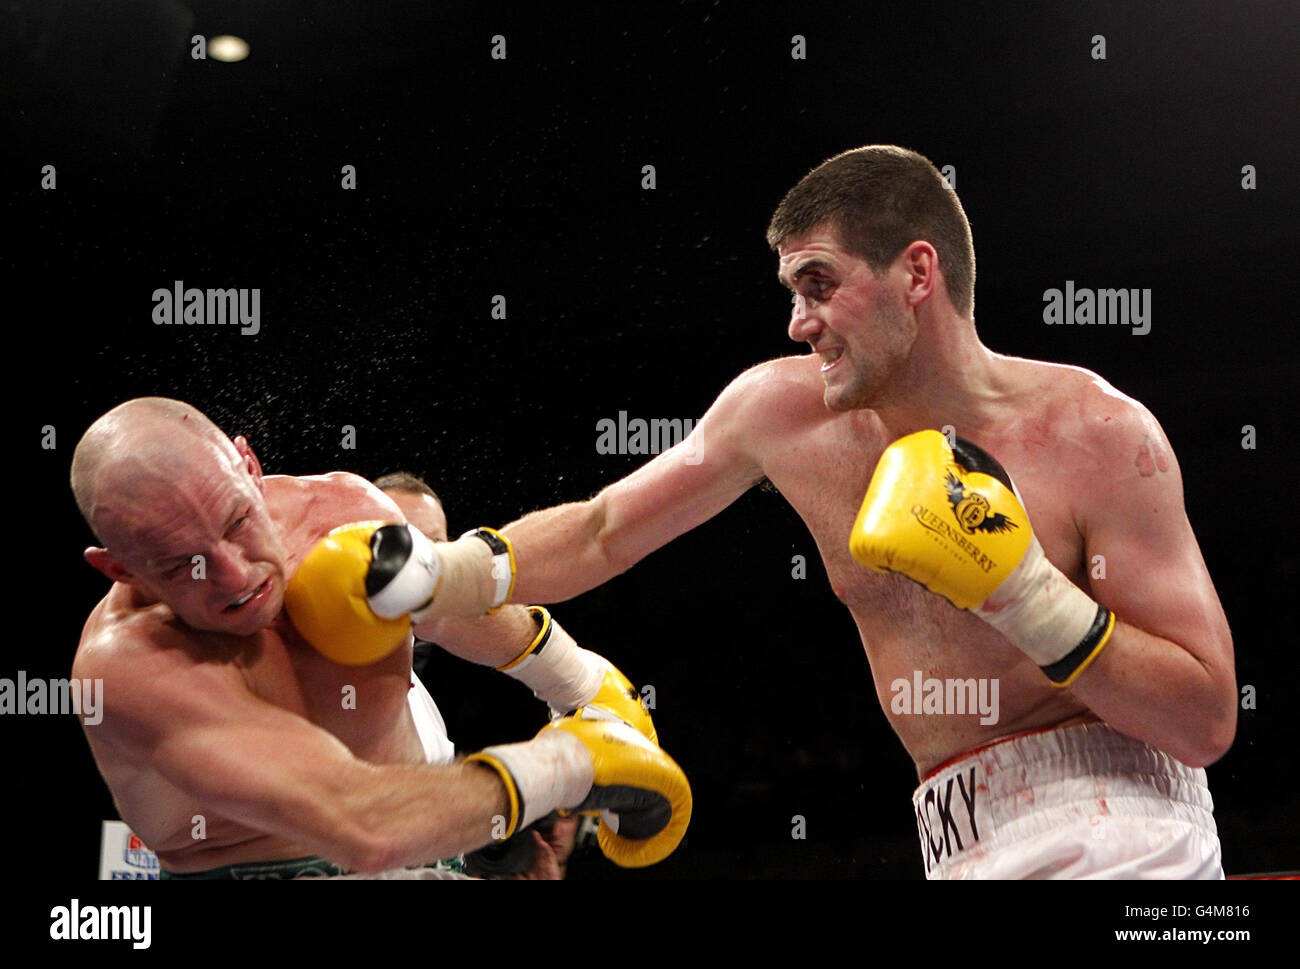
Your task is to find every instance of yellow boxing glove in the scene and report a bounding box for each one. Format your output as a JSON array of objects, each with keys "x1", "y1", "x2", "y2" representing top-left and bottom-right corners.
[
  {"x1": 850, "y1": 431, "x2": 1114, "y2": 687},
  {"x1": 286, "y1": 520, "x2": 519, "y2": 665},
  {"x1": 284, "y1": 521, "x2": 413, "y2": 665},
  {"x1": 574, "y1": 662, "x2": 658, "y2": 746},
  {"x1": 467, "y1": 718, "x2": 691, "y2": 868}
]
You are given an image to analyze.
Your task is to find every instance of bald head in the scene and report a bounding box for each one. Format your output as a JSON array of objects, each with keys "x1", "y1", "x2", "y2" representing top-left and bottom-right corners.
[
  {"x1": 73, "y1": 398, "x2": 287, "y2": 635},
  {"x1": 71, "y1": 398, "x2": 239, "y2": 547}
]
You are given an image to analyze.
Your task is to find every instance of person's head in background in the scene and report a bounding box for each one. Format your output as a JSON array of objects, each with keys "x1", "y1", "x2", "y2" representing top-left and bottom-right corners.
[
  {"x1": 375, "y1": 470, "x2": 583, "y2": 876},
  {"x1": 374, "y1": 471, "x2": 447, "y2": 542},
  {"x1": 374, "y1": 472, "x2": 446, "y2": 675}
]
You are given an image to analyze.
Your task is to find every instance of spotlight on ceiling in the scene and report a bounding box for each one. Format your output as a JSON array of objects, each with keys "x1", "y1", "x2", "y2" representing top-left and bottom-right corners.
[{"x1": 208, "y1": 35, "x2": 250, "y2": 63}]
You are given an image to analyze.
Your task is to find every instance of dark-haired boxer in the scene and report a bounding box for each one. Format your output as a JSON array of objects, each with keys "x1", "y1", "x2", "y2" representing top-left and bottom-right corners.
[{"x1": 407, "y1": 146, "x2": 1235, "y2": 878}]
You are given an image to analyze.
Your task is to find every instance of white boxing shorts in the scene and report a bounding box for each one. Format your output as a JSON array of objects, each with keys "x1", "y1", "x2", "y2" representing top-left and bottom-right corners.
[{"x1": 912, "y1": 721, "x2": 1223, "y2": 879}]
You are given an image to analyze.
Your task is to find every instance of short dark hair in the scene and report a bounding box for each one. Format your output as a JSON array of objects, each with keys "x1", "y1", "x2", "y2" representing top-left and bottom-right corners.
[
  {"x1": 765, "y1": 145, "x2": 975, "y2": 317},
  {"x1": 373, "y1": 471, "x2": 440, "y2": 506}
]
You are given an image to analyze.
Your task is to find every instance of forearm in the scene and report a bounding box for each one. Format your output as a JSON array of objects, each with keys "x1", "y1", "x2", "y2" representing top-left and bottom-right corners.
[
  {"x1": 502, "y1": 497, "x2": 624, "y2": 603},
  {"x1": 426, "y1": 603, "x2": 658, "y2": 744},
  {"x1": 414, "y1": 605, "x2": 539, "y2": 667},
  {"x1": 1062, "y1": 619, "x2": 1237, "y2": 768},
  {"x1": 296, "y1": 760, "x2": 510, "y2": 874}
]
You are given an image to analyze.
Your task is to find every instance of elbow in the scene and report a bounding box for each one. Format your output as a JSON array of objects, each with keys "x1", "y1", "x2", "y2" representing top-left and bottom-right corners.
[
  {"x1": 301, "y1": 789, "x2": 405, "y2": 876},
  {"x1": 345, "y1": 838, "x2": 401, "y2": 877},
  {"x1": 599, "y1": 540, "x2": 635, "y2": 580},
  {"x1": 333, "y1": 821, "x2": 405, "y2": 876},
  {"x1": 1178, "y1": 740, "x2": 1231, "y2": 771},
  {"x1": 244, "y1": 798, "x2": 397, "y2": 876},
  {"x1": 590, "y1": 494, "x2": 633, "y2": 578},
  {"x1": 1166, "y1": 645, "x2": 1238, "y2": 768},
  {"x1": 328, "y1": 799, "x2": 457, "y2": 876},
  {"x1": 1177, "y1": 691, "x2": 1238, "y2": 769},
  {"x1": 1199, "y1": 707, "x2": 1237, "y2": 768}
]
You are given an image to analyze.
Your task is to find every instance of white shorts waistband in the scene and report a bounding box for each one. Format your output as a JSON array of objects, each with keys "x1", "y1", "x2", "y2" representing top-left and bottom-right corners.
[{"x1": 911, "y1": 722, "x2": 1218, "y2": 878}]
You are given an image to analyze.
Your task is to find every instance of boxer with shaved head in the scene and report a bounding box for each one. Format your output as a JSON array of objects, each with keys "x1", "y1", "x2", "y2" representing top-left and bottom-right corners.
[{"x1": 71, "y1": 398, "x2": 688, "y2": 878}]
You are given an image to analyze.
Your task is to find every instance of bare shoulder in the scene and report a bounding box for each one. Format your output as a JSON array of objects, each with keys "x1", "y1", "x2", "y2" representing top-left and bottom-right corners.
[
  {"x1": 73, "y1": 604, "x2": 246, "y2": 744},
  {"x1": 75, "y1": 597, "x2": 225, "y2": 682},
  {"x1": 718, "y1": 355, "x2": 829, "y2": 430},
  {"x1": 75, "y1": 593, "x2": 164, "y2": 682},
  {"x1": 268, "y1": 471, "x2": 404, "y2": 527},
  {"x1": 1016, "y1": 359, "x2": 1179, "y2": 485},
  {"x1": 319, "y1": 471, "x2": 405, "y2": 518}
]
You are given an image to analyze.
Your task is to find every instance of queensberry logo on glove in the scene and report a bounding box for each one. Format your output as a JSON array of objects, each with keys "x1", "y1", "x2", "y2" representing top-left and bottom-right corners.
[
  {"x1": 850, "y1": 430, "x2": 1033, "y2": 610},
  {"x1": 944, "y1": 473, "x2": 1018, "y2": 536}
]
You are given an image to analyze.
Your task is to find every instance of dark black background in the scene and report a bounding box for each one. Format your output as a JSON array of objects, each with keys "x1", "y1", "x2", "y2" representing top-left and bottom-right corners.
[{"x1": 4, "y1": 0, "x2": 1298, "y2": 884}]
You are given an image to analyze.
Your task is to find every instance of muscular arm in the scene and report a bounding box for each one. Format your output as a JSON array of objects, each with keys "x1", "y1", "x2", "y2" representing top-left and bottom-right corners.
[
  {"x1": 84, "y1": 632, "x2": 508, "y2": 874},
  {"x1": 415, "y1": 607, "x2": 540, "y2": 667},
  {"x1": 334, "y1": 471, "x2": 535, "y2": 667},
  {"x1": 501, "y1": 368, "x2": 769, "y2": 603},
  {"x1": 1066, "y1": 408, "x2": 1236, "y2": 767}
]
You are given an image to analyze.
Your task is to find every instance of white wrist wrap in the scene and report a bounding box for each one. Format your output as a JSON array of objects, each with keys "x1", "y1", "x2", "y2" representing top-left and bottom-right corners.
[
  {"x1": 477, "y1": 730, "x2": 593, "y2": 831},
  {"x1": 459, "y1": 527, "x2": 516, "y2": 610},
  {"x1": 499, "y1": 610, "x2": 606, "y2": 713},
  {"x1": 367, "y1": 524, "x2": 443, "y2": 619},
  {"x1": 379, "y1": 528, "x2": 501, "y2": 619},
  {"x1": 973, "y1": 534, "x2": 1101, "y2": 667}
]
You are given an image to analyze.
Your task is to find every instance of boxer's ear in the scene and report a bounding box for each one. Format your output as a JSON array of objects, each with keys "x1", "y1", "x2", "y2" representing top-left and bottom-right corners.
[
  {"x1": 233, "y1": 435, "x2": 265, "y2": 490},
  {"x1": 85, "y1": 547, "x2": 133, "y2": 584},
  {"x1": 899, "y1": 239, "x2": 938, "y2": 308},
  {"x1": 428, "y1": 498, "x2": 449, "y2": 543}
]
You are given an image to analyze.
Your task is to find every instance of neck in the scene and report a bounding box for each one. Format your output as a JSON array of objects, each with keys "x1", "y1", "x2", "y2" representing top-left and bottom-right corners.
[{"x1": 869, "y1": 314, "x2": 1009, "y2": 438}]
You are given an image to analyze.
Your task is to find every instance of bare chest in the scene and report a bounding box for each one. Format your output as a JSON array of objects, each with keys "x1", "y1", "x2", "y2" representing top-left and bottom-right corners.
[
  {"x1": 766, "y1": 424, "x2": 1089, "y2": 613},
  {"x1": 249, "y1": 480, "x2": 419, "y2": 761},
  {"x1": 241, "y1": 618, "x2": 419, "y2": 763},
  {"x1": 759, "y1": 416, "x2": 1098, "y2": 767}
]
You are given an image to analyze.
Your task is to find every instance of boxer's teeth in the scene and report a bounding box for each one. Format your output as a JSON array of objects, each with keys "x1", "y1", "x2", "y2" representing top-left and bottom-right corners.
[{"x1": 229, "y1": 580, "x2": 263, "y2": 608}]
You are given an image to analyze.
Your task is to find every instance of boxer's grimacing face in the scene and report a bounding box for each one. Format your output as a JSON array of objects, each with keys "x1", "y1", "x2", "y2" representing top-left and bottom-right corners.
[
  {"x1": 107, "y1": 437, "x2": 288, "y2": 637},
  {"x1": 780, "y1": 225, "x2": 918, "y2": 412}
]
